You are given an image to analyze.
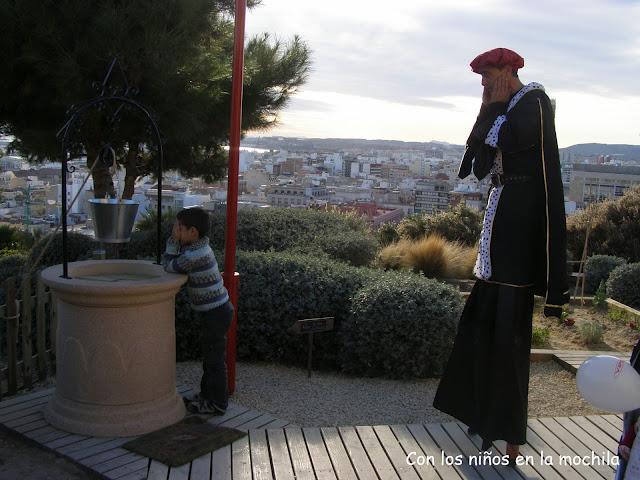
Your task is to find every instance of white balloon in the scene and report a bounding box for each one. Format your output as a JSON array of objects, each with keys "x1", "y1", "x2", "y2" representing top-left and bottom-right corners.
[{"x1": 576, "y1": 355, "x2": 640, "y2": 413}]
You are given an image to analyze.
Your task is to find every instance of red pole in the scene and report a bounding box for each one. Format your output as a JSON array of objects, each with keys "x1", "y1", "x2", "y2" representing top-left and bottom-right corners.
[{"x1": 223, "y1": 0, "x2": 246, "y2": 396}]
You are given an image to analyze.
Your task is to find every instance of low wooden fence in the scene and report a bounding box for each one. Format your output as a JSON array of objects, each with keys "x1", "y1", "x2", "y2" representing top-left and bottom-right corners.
[{"x1": 0, "y1": 275, "x2": 56, "y2": 399}]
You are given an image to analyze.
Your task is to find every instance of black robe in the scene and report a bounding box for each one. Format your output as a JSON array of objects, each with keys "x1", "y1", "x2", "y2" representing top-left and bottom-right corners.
[{"x1": 433, "y1": 85, "x2": 570, "y2": 445}]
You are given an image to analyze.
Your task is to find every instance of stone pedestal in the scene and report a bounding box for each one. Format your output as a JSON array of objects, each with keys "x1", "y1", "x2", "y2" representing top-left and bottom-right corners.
[{"x1": 41, "y1": 260, "x2": 187, "y2": 437}]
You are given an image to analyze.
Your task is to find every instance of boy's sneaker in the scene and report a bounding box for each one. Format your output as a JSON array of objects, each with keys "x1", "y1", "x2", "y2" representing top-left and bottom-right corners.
[{"x1": 187, "y1": 399, "x2": 226, "y2": 416}]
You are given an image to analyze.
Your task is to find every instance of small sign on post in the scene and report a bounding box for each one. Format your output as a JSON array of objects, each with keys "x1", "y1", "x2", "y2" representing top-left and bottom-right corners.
[{"x1": 289, "y1": 317, "x2": 334, "y2": 378}]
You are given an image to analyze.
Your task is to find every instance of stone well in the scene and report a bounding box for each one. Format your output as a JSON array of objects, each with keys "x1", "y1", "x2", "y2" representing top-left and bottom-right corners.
[{"x1": 41, "y1": 260, "x2": 187, "y2": 437}]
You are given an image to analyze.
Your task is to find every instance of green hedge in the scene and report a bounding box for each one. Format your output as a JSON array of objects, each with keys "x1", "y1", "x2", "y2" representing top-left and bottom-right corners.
[
  {"x1": 340, "y1": 273, "x2": 463, "y2": 378},
  {"x1": 28, "y1": 232, "x2": 97, "y2": 268},
  {"x1": 607, "y1": 263, "x2": 640, "y2": 309},
  {"x1": 584, "y1": 255, "x2": 627, "y2": 294},
  {"x1": 233, "y1": 250, "x2": 378, "y2": 369},
  {"x1": 208, "y1": 208, "x2": 377, "y2": 266}
]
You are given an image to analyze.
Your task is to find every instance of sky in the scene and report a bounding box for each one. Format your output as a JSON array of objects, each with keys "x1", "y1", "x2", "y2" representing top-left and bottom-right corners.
[{"x1": 244, "y1": 0, "x2": 640, "y2": 148}]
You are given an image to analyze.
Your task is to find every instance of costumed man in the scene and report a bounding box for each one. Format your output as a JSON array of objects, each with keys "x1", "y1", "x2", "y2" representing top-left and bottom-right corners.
[{"x1": 433, "y1": 48, "x2": 570, "y2": 463}]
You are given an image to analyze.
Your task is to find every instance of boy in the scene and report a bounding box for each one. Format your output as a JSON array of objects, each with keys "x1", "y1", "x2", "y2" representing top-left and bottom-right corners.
[{"x1": 163, "y1": 207, "x2": 234, "y2": 415}]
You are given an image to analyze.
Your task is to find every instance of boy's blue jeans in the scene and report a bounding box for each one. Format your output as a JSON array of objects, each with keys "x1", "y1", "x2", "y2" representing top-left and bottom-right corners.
[{"x1": 196, "y1": 301, "x2": 234, "y2": 409}]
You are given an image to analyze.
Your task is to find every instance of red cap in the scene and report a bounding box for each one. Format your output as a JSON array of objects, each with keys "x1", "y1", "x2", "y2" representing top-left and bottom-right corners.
[{"x1": 470, "y1": 48, "x2": 524, "y2": 73}]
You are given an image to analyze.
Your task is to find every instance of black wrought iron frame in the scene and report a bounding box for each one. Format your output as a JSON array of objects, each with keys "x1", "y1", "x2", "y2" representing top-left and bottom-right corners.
[{"x1": 56, "y1": 58, "x2": 164, "y2": 278}]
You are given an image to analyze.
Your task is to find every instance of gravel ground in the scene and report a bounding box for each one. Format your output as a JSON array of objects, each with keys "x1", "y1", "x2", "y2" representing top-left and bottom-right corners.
[{"x1": 176, "y1": 360, "x2": 607, "y2": 427}]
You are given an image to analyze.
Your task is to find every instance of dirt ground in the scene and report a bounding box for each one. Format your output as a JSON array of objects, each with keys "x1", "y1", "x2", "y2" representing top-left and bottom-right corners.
[
  {"x1": 533, "y1": 301, "x2": 640, "y2": 352},
  {"x1": 0, "y1": 426, "x2": 101, "y2": 480}
]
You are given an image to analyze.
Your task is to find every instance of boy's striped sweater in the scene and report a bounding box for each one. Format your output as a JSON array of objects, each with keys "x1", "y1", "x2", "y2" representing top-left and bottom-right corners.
[{"x1": 162, "y1": 236, "x2": 229, "y2": 311}]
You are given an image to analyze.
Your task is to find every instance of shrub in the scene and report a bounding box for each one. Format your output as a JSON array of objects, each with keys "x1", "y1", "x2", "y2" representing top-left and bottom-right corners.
[
  {"x1": 592, "y1": 280, "x2": 607, "y2": 309},
  {"x1": 579, "y1": 321, "x2": 604, "y2": 345},
  {"x1": 567, "y1": 186, "x2": 640, "y2": 262},
  {"x1": 397, "y1": 215, "x2": 428, "y2": 241},
  {"x1": 377, "y1": 235, "x2": 476, "y2": 279},
  {"x1": 377, "y1": 222, "x2": 400, "y2": 247},
  {"x1": 531, "y1": 326, "x2": 550, "y2": 347},
  {"x1": 607, "y1": 263, "x2": 640, "y2": 309},
  {"x1": 0, "y1": 254, "x2": 27, "y2": 304},
  {"x1": 292, "y1": 231, "x2": 378, "y2": 267},
  {"x1": 28, "y1": 232, "x2": 97, "y2": 269},
  {"x1": 207, "y1": 208, "x2": 377, "y2": 265},
  {"x1": 340, "y1": 273, "x2": 463, "y2": 378},
  {"x1": 584, "y1": 255, "x2": 627, "y2": 294},
  {"x1": 233, "y1": 250, "x2": 378, "y2": 369},
  {"x1": 134, "y1": 207, "x2": 177, "y2": 232},
  {"x1": 424, "y1": 204, "x2": 483, "y2": 247},
  {"x1": 608, "y1": 307, "x2": 629, "y2": 324}
]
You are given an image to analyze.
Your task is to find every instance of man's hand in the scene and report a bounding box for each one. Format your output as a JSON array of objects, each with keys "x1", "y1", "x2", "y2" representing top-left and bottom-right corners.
[{"x1": 488, "y1": 72, "x2": 512, "y2": 103}]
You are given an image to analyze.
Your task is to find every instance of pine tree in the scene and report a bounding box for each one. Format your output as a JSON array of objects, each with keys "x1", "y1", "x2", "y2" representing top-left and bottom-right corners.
[{"x1": 0, "y1": 0, "x2": 311, "y2": 198}]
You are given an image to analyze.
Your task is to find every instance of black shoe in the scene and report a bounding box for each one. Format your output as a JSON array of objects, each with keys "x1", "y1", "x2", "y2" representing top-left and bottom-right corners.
[
  {"x1": 468, "y1": 426, "x2": 477, "y2": 436},
  {"x1": 187, "y1": 399, "x2": 226, "y2": 416},
  {"x1": 481, "y1": 438, "x2": 492, "y2": 452}
]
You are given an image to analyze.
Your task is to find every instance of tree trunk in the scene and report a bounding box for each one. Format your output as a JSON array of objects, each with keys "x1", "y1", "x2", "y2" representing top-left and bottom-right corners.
[
  {"x1": 122, "y1": 142, "x2": 139, "y2": 200},
  {"x1": 86, "y1": 144, "x2": 116, "y2": 199}
]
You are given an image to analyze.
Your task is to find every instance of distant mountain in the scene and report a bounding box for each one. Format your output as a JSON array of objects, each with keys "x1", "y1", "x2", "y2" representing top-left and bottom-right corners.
[
  {"x1": 560, "y1": 143, "x2": 640, "y2": 161},
  {"x1": 243, "y1": 136, "x2": 464, "y2": 153}
]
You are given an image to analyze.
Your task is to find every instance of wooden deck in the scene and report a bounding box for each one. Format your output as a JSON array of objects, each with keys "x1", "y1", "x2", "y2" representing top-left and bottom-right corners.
[
  {"x1": 0, "y1": 385, "x2": 624, "y2": 480},
  {"x1": 552, "y1": 350, "x2": 632, "y2": 374}
]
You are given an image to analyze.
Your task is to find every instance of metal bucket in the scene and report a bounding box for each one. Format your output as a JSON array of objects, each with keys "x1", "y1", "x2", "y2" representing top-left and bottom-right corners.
[{"x1": 89, "y1": 199, "x2": 139, "y2": 243}]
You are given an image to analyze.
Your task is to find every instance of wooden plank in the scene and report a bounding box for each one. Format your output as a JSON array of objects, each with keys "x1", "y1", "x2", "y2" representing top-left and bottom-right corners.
[
  {"x1": 0, "y1": 386, "x2": 52, "y2": 409},
  {"x1": 267, "y1": 429, "x2": 295, "y2": 480},
  {"x1": 5, "y1": 277, "x2": 18, "y2": 395},
  {"x1": 232, "y1": 435, "x2": 252, "y2": 480},
  {"x1": 103, "y1": 458, "x2": 149, "y2": 480},
  {"x1": 302, "y1": 427, "x2": 337, "y2": 480},
  {"x1": 250, "y1": 428, "x2": 274, "y2": 480},
  {"x1": 29, "y1": 426, "x2": 71, "y2": 444},
  {"x1": 538, "y1": 417, "x2": 614, "y2": 478},
  {"x1": 389, "y1": 424, "x2": 436, "y2": 480},
  {"x1": 20, "y1": 279, "x2": 33, "y2": 390},
  {"x1": 44, "y1": 433, "x2": 91, "y2": 450},
  {"x1": 562, "y1": 417, "x2": 618, "y2": 456},
  {"x1": 585, "y1": 416, "x2": 622, "y2": 442},
  {"x1": 374, "y1": 425, "x2": 420, "y2": 480},
  {"x1": 210, "y1": 446, "x2": 232, "y2": 480},
  {"x1": 438, "y1": 422, "x2": 507, "y2": 480},
  {"x1": 114, "y1": 468, "x2": 150, "y2": 480},
  {"x1": 13, "y1": 418, "x2": 48, "y2": 434},
  {"x1": 0, "y1": 402, "x2": 48, "y2": 423},
  {"x1": 63, "y1": 437, "x2": 130, "y2": 458},
  {"x1": 208, "y1": 404, "x2": 250, "y2": 426},
  {"x1": 601, "y1": 415, "x2": 624, "y2": 431},
  {"x1": 167, "y1": 463, "x2": 190, "y2": 480},
  {"x1": 36, "y1": 279, "x2": 47, "y2": 381},
  {"x1": 147, "y1": 460, "x2": 169, "y2": 480},
  {"x1": 93, "y1": 452, "x2": 145, "y2": 474},
  {"x1": 238, "y1": 413, "x2": 277, "y2": 432},
  {"x1": 406, "y1": 424, "x2": 461, "y2": 480},
  {"x1": 220, "y1": 409, "x2": 264, "y2": 429},
  {"x1": 423, "y1": 423, "x2": 477, "y2": 480},
  {"x1": 337, "y1": 426, "x2": 378, "y2": 480},
  {"x1": 489, "y1": 430, "x2": 562, "y2": 480},
  {"x1": 524, "y1": 424, "x2": 582, "y2": 480},
  {"x1": 190, "y1": 452, "x2": 212, "y2": 480},
  {"x1": 84, "y1": 449, "x2": 137, "y2": 469},
  {"x1": 284, "y1": 427, "x2": 316, "y2": 480},
  {"x1": 569, "y1": 416, "x2": 618, "y2": 452},
  {"x1": 4, "y1": 411, "x2": 43, "y2": 428},
  {"x1": 356, "y1": 425, "x2": 401, "y2": 480},
  {"x1": 528, "y1": 418, "x2": 602, "y2": 480},
  {"x1": 0, "y1": 393, "x2": 49, "y2": 417},
  {"x1": 262, "y1": 418, "x2": 290, "y2": 429},
  {"x1": 321, "y1": 427, "x2": 358, "y2": 480}
]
